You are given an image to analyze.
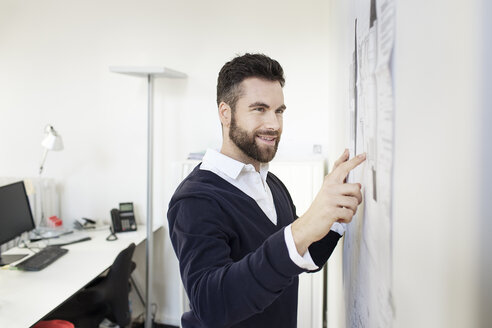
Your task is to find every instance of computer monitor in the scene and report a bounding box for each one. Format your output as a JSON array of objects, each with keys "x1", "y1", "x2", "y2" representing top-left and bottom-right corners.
[{"x1": 0, "y1": 181, "x2": 36, "y2": 265}]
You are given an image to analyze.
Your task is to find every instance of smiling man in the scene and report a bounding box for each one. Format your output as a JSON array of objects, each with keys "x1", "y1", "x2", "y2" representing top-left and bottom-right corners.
[
  {"x1": 223, "y1": 76, "x2": 284, "y2": 168},
  {"x1": 168, "y1": 53, "x2": 366, "y2": 328}
]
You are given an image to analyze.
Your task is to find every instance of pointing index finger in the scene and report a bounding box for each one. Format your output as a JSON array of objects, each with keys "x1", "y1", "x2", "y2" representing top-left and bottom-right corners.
[{"x1": 334, "y1": 153, "x2": 366, "y2": 183}]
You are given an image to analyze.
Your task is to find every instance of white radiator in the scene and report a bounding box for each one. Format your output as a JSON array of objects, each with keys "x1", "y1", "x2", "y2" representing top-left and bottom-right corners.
[{"x1": 0, "y1": 177, "x2": 60, "y2": 252}]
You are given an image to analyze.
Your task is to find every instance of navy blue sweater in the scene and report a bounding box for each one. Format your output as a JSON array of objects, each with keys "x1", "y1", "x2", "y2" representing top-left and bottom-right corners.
[{"x1": 168, "y1": 165, "x2": 341, "y2": 328}]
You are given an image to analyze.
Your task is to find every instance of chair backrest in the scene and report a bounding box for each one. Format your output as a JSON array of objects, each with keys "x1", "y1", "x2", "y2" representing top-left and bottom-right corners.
[
  {"x1": 104, "y1": 242, "x2": 136, "y2": 326},
  {"x1": 44, "y1": 242, "x2": 137, "y2": 327}
]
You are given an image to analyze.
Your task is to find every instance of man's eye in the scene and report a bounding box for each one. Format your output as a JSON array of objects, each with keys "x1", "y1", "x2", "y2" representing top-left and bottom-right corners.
[
  {"x1": 254, "y1": 108, "x2": 265, "y2": 112},
  {"x1": 276, "y1": 110, "x2": 284, "y2": 114}
]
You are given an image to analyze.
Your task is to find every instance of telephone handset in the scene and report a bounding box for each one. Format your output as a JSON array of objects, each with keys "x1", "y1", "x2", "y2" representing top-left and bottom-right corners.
[{"x1": 110, "y1": 202, "x2": 137, "y2": 233}]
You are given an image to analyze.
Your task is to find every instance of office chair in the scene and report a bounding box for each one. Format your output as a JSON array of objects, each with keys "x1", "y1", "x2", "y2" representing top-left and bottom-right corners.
[{"x1": 46, "y1": 243, "x2": 137, "y2": 328}]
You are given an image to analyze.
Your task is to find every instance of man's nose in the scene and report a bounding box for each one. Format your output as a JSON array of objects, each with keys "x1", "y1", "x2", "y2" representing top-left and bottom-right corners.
[{"x1": 263, "y1": 110, "x2": 281, "y2": 130}]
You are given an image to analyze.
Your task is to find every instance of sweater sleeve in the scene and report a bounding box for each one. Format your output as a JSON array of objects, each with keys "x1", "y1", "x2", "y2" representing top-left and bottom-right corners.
[
  {"x1": 286, "y1": 194, "x2": 342, "y2": 272},
  {"x1": 168, "y1": 197, "x2": 305, "y2": 328},
  {"x1": 307, "y1": 230, "x2": 342, "y2": 272}
]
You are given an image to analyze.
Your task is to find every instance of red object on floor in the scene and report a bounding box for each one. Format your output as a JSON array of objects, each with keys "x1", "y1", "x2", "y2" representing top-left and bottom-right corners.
[{"x1": 32, "y1": 320, "x2": 74, "y2": 328}]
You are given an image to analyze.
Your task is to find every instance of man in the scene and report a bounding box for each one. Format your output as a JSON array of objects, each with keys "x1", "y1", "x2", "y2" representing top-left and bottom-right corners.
[{"x1": 168, "y1": 53, "x2": 366, "y2": 327}]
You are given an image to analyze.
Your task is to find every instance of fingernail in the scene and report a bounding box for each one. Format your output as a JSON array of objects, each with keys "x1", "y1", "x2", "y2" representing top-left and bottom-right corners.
[{"x1": 357, "y1": 153, "x2": 366, "y2": 159}]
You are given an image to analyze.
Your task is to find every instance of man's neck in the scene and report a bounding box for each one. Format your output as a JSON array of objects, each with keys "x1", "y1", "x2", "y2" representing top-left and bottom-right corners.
[{"x1": 220, "y1": 142, "x2": 261, "y2": 172}]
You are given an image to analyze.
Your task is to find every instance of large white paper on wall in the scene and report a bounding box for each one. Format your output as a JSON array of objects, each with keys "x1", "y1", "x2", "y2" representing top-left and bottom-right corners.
[{"x1": 344, "y1": 0, "x2": 396, "y2": 327}]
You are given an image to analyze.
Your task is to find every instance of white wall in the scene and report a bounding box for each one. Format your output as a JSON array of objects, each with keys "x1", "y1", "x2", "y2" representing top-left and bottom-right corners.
[
  {"x1": 393, "y1": 1, "x2": 481, "y2": 327},
  {"x1": 480, "y1": 0, "x2": 492, "y2": 326},
  {"x1": 325, "y1": 0, "x2": 484, "y2": 327},
  {"x1": 0, "y1": 0, "x2": 336, "y2": 324},
  {"x1": 0, "y1": 0, "x2": 334, "y2": 225}
]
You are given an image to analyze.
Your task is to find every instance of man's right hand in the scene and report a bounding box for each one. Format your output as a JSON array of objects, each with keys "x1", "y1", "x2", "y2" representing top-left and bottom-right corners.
[{"x1": 291, "y1": 149, "x2": 366, "y2": 255}]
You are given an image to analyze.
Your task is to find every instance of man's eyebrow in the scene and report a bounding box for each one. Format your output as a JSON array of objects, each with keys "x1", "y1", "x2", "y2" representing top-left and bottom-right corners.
[
  {"x1": 249, "y1": 102, "x2": 270, "y2": 108},
  {"x1": 249, "y1": 102, "x2": 287, "y2": 111}
]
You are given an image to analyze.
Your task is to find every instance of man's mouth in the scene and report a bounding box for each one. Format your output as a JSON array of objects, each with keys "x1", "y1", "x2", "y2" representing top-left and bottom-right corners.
[{"x1": 256, "y1": 135, "x2": 277, "y2": 146}]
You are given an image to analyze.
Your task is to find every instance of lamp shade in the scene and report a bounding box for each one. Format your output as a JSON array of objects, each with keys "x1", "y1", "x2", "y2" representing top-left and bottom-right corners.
[{"x1": 41, "y1": 126, "x2": 63, "y2": 151}]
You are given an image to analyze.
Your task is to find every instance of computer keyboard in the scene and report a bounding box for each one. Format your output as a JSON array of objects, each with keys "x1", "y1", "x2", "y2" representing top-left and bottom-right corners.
[{"x1": 15, "y1": 246, "x2": 68, "y2": 271}]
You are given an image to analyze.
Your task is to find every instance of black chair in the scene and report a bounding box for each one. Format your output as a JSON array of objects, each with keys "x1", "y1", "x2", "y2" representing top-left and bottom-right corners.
[{"x1": 46, "y1": 243, "x2": 137, "y2": 328}]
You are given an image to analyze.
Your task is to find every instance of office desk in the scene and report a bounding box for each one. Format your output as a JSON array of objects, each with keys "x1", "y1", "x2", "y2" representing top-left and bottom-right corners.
[{"x1": 0, "y1": 226, "x2": 148, "y2": 327}]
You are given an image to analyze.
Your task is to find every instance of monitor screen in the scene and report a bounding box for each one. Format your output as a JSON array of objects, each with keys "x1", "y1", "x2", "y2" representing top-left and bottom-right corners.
[{"x1": 0, "y1": 181, "x2": 35, "y2": 245}]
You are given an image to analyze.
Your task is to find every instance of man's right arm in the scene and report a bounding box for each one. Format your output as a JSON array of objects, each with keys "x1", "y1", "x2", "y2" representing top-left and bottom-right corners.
[{"x1": 292, "y1": 150, "x2": 366, "y2": 255}]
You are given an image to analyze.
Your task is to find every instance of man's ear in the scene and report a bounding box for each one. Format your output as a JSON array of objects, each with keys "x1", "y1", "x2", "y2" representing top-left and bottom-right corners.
[{"x1": 218, "y1": 102, "x2": 232, "y2": 128}]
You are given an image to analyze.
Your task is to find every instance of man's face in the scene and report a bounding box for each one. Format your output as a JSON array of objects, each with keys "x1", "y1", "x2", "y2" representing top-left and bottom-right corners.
[{"x1": 228, "y1": 77, "x2": 285, "y2": 163}]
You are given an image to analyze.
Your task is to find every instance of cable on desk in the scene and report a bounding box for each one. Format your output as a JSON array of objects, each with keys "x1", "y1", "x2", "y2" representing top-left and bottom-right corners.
[
  {"x1": 17, "y1": 239, "x2": 41, "y2": 253},
  {"x1": 106, "y1": 226, "x2": 118, "y2": 241},
  {"x1": 18, "y1": 235, "x2": 51, "y2": 252}
]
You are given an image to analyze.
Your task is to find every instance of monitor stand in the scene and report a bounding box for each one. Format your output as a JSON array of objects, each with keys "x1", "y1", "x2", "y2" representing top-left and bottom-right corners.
[{"x1": 0, "y1": 253, "x2": 28, "y2": 266}]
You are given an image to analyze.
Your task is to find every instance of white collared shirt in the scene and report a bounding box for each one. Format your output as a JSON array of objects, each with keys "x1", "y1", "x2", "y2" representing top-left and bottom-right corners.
[{"x1": 200, "y1": 148, "x2": 319, "y2": 271}]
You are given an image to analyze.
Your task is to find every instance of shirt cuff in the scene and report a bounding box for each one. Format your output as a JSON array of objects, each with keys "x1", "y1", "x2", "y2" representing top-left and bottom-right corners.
[
  {"x1": 331, "y1": 222, "x2": 346, "y2": 236},
  {"x1": 284, "y1": 224, "x2": 319, "y2": 271}
]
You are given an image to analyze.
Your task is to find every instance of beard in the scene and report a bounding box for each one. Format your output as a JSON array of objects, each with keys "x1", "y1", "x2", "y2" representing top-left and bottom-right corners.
[{"x1": 229, "y1": 113, "x2": 281, "y2": 163}]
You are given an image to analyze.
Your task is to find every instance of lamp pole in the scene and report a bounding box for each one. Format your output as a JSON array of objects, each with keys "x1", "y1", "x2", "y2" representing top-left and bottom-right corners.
[
  {"x1": 145, "y1": 73, "x2": 154, "y2": 328},
  {"x1": 109, "y1": 66, "x2": 186, "y2": 328}
]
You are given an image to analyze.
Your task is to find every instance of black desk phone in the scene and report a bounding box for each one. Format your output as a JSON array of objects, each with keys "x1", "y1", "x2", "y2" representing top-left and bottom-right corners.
[{"x1": 110, "y1": 202, "x2": 137, "y2": 232}]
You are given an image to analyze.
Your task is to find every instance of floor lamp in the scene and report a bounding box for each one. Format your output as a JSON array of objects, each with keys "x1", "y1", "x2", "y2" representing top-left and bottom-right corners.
[{"x1": 109, "y1": 66, "x2": 187, "y2": 328}]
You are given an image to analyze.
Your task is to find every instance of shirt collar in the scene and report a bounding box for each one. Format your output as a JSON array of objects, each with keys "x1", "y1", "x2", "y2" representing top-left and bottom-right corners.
[
  {"x1": 202, "y1": 148, "x2": 269, "y2": 182},
  {"x1": 258, "y1": 163, "x2": 269, "y2": 182}
]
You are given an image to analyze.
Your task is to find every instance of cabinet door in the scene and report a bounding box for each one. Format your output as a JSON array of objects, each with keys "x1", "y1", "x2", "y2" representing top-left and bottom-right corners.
[{"x1": 269, "y1": 160, "x2": 325, "y2": 328}]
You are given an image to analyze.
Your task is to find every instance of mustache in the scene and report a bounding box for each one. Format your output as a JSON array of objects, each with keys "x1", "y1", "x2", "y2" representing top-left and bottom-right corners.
[{"x1": 255, "y1": 130, "x2": 280, "y2": 137}]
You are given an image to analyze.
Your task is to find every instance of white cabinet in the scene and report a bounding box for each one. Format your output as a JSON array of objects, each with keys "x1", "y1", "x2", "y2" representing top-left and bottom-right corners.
[{"x1": 268, "y1": 160, "x2": 325, "y2": 328}]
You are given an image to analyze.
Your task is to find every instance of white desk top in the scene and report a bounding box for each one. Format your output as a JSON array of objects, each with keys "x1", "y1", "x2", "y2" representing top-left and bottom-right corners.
[{"x1": 0, "y1": 226, "x2": 148, "y2": 327}]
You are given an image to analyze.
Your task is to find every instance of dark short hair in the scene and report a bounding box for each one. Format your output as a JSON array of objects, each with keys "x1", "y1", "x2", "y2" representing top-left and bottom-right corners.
[{"x1": 216, "y1": 53, "x2": 285, "y2": 110}]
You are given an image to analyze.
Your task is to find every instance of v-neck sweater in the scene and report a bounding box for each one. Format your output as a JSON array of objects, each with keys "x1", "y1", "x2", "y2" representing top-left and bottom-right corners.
[{"x1": 168, "y1": 164, "x2": 341, "y2": 328}]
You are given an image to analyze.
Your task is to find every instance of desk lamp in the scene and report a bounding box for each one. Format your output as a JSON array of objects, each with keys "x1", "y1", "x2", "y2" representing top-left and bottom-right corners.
[
  {"x1": 39, "y1": 125, "x2": 64, "y2": 174},
  {"x1": 110, "y1": 66, "x2": 187, "y2": 328},
  {"x1": 38, "y1": 125, "x2": 63, "y2": 226}
]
